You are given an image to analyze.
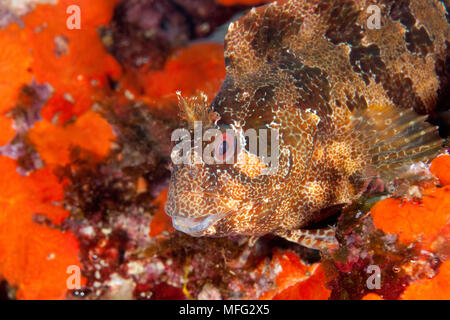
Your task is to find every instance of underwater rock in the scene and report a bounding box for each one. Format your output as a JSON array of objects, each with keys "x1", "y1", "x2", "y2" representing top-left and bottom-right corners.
[
  {"x1": 0, "y1": 81, "x2": 52, "y2": 175},
  {"x1": 0, "y1": 24, "x2": 33, "y2": 115},
  {"x1": 0, "y1": 156, "x2": 82, "y2": 300},
  {"x1": 430, "y1": 154, "x2": 450, "y2": 186},
  {"x1": 29, "y1": 110, "x2": 115, "y2": 167},
  {"x1": 401, "y1": 260, "x2": 450, "y2": 300},
  {"x1": 100, "y1": 0, "x2": 246, "y2": 70},
  {"x1": 21, "y1": 0, "x2": 122, "y2": 124},
  {"x1": 0, "y1": 0, "x2": 449, "y2": 301},
  {"x1": 0, "y1": 0, "x2": 57, "y2": 29},
  {"x1": 217, "y1": 0, "x2": 269, "y2": 5}
]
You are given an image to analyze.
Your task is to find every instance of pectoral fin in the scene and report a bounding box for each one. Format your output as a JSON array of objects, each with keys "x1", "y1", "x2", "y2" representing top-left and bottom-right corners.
[
  {"x1": 274, "y1": 226, "x2": 338, "y2": 251},
  {"x1": 352, "y1": 105, "x2": 444, "y2": 181}
]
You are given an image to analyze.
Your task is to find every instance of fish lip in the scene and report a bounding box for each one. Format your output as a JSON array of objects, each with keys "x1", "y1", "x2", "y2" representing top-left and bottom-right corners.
[
  {"x1": 165, "y1": 193, "x2": 243, "y2": 236},
  {"x1": 170, "y1": 212, "x2": 230, "y2": 236}
]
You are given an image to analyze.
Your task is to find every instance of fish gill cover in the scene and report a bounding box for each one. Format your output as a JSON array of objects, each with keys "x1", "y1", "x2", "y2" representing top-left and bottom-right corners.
[{"x1": 0, "y1": 0, "x2": 448, "y2": 300}]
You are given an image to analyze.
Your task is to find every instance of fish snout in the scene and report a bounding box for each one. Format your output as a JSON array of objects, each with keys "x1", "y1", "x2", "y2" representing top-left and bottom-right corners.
[{"x1": 164, "y1": 191, "x2": 226, "y2": 236}]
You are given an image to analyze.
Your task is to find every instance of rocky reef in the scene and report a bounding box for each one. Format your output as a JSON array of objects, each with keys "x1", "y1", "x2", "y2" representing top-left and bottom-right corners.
[{"x1": 0, "y1": 0, "x2": 448, "y2": 300}]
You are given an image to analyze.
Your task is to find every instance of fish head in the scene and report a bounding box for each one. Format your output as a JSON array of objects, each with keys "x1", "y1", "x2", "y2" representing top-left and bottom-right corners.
[{"x1": 165, "y1": 122, "x2": 289, "y2": 236}]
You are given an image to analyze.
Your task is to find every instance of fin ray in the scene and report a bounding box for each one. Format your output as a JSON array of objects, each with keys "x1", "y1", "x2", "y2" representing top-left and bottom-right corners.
[{"x1": 352, "y1": 105, "x2": 444, "y2": 179}]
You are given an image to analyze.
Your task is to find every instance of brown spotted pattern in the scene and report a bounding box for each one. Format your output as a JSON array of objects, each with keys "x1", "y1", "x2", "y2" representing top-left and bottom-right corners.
[{"x1": 165, "y1": 0, "x2": 449, "y2": 249}]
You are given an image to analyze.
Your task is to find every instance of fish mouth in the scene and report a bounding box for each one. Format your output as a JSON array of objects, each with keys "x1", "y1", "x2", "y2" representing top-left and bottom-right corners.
[
  {"x1": 165, "y1": 192, "x2": 247, "y2": 236},
  {"x1": 166, "y1": 195, "x2": 241, "y2": 236},
  {"x1": 170, "y1": 211, "x2": 230, "y2": 236}
]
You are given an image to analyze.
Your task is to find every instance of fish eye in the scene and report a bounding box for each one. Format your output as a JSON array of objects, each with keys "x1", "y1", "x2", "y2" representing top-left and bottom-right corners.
[
  {"x1": 218, "y1": 140, "x2": 228, "y2": 156},
  {"x1": 214, "y1": 132, "x2": 236, "y2": 163}
]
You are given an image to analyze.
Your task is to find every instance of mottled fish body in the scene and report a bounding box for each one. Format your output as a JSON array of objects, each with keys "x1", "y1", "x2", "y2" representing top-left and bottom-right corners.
[{"x1": 166, "y1": 0, "x2": 450, "y2": 249}]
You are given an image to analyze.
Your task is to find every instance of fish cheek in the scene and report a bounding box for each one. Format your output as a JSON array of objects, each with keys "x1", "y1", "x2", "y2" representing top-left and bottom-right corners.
[{"x1": 221, "y1": 176, "x2": 251, "y2": 200}]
